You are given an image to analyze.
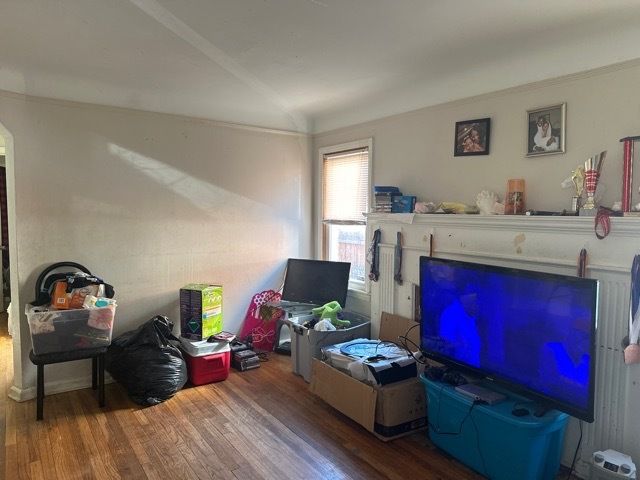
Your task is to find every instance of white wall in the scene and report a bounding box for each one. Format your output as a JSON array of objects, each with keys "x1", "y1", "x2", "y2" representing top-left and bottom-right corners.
[
  {"x1": 314, "y1": 60, "x2": 640, "y2": 212},
  {"x1": 0, "y1": 91, "x2": 312, "y2": 398}
]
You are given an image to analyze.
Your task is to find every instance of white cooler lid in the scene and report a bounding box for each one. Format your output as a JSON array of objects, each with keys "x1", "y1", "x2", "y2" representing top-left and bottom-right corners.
[{"x1": 178, "y1": 336, "x2": 231, "y2": 357}]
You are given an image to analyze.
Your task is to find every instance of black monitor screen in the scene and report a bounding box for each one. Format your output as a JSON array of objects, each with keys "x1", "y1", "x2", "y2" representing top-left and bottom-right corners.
[
  {"x1": 420, "y1": 256, "x2": 598, "y2": 422},
  {"x1": 282, "y1": 259, "x2": 351, "y2": 307}
]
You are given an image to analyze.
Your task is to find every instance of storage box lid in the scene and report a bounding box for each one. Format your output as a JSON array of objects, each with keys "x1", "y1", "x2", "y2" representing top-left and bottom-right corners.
[
  {"x1": 420, "y1": 374, "x2": 568, "y2": 429},
  {"x1": 180, "y1": 283, "x2": 222, "y2": 291},
  {"x1": 178, "y1": 336, "x2": 230, "y2": 357}
]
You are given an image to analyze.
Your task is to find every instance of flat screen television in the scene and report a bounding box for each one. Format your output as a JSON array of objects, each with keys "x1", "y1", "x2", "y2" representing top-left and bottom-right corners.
[
  {"x1": 420, "y1": 256, "x2": 598, "y2": 422},
  {"x1": 281, "y1": 259, "x2": 351, "y2": 307}
]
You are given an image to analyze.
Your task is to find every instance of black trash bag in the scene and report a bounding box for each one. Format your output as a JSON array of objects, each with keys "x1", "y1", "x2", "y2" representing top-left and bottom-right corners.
[{"x1": 105, "y1": 315, "x2": 187, "y2": 406}]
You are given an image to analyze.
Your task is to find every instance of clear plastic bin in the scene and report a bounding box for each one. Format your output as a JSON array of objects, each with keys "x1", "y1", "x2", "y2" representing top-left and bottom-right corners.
[
  {"x1": 290, "y1": 311, "x2": 371, "y2": 382},
  {"x1": 26, "y1": 304, "x2": 116, "y2": 355}
]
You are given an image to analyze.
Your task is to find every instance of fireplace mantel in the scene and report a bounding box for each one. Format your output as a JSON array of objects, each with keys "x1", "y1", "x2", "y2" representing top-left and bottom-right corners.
[{"x1": 365, "y1": 212, "x2": 640, "y2": 478}]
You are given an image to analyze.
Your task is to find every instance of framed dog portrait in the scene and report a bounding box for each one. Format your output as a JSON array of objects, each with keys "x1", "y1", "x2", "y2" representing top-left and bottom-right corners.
[
  {"x1": 526, "y1": 103, "x2": 566, "y2": 156},
  {"x1": 454, "y1": 118, "x2": 491, "y2": 156}
]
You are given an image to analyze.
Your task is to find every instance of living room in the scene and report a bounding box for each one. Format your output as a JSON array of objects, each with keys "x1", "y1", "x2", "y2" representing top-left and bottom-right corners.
[{"x1": 2, "y1": 2, "x2": 640, "y2": 479}]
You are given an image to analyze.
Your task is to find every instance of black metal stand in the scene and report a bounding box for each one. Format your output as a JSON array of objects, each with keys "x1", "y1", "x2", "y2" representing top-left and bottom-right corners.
[{"x1": 29, "y1": 348, "x2": 107, "y2": 421}]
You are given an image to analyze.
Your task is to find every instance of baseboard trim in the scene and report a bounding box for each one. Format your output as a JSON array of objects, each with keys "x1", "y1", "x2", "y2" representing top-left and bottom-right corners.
[{"x1": 8, "y1": 374, "x2": 115, "y2": 402}]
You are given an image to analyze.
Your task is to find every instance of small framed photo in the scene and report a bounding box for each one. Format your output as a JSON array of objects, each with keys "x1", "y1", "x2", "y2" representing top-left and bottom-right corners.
[
  {"x1": 454, "y1": 118, "x2": 491, "y2": 156},
  {"x1": 526, "y1": 103, "x2": 566, "y2": 156}
]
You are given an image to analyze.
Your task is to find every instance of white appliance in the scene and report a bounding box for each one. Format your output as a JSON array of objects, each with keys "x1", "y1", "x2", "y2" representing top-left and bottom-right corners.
[{"x1": 590, "y1": 450, "x2": 636, "y2": 479}]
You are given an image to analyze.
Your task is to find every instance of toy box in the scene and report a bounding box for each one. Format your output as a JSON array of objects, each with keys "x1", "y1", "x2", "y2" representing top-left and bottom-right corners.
[{"x1": 180, "y1": 284, "x2": 223, "y2": 340}]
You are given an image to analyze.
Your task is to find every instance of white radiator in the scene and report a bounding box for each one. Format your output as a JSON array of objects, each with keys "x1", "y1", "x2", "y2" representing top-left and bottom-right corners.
[{"x1": 585, "y1": 274, "x2": 629, "y2": 463}]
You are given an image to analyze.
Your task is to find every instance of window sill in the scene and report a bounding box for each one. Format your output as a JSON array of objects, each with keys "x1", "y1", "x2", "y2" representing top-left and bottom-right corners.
[{"x1": 347, "y1": 288, "x2": 370, "y2": 302}]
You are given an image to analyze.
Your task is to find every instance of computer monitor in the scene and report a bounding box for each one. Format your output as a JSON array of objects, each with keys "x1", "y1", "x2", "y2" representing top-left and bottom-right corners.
[{"x1": 281, "y1": 259, "x2": 351, "y2": 307}]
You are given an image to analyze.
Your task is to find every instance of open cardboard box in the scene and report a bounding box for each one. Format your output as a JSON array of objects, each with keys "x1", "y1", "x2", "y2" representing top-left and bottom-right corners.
[{"x1": 310, "y1": 312, "x2": 426, "y2": 441}]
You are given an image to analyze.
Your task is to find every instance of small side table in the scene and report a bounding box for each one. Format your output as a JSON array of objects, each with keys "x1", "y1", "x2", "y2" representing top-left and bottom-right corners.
[{"x1": 29, "y1": 347, "x2": 108, "y2": 420}]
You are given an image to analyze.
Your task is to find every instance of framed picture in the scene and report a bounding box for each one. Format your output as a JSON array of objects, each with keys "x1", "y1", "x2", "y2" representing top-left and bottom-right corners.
[
  {"x1": 526, "y1": 103, "x2": 566, "y2": 156},
  {"x1": 454, "y1": 118, "x2": 491, "y2": 156}
]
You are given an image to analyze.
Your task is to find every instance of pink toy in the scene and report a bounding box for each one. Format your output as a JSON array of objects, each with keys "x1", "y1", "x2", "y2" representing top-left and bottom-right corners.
[{"x1": 239, "y1": 290, "x2": 283, "y2": 352}]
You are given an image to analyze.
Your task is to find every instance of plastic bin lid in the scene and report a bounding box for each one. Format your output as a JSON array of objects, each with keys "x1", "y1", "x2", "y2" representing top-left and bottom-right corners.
[{"x1": 420, "y1": 374, "x2": 568, "y2": 429}]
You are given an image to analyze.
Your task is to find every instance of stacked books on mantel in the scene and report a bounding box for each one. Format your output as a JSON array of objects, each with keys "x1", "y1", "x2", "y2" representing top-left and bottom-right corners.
[
  {"x1": 374, "y1": 186, "x2": 416, "y2": 213},
  {"x1": 374, "y1": 186, "x2": 399, "y2": 212}
]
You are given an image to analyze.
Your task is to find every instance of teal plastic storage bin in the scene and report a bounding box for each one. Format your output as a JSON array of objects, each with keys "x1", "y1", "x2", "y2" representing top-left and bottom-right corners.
[{"x1": 420, "y1": 375, "x2": 569, "y2": 480}]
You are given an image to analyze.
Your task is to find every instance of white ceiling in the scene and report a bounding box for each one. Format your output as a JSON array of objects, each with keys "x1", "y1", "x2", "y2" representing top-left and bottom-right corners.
[{"x1": 1, "y1": 1, "x2": 640, "y2": 133}]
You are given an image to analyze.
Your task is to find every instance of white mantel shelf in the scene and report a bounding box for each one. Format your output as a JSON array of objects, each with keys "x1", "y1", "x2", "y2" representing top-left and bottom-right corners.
[
  {"x1": 365, "y1": 212, "x2": 640, "y2": 273},
  {"x1": 365, "y1": 212, "x2": 640, "y2": 237}
]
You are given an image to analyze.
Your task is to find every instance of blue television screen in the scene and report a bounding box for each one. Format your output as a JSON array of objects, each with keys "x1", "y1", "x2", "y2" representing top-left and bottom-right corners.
[{"x1": 420, "y1": 256, "x2": 598, "y2": 422}]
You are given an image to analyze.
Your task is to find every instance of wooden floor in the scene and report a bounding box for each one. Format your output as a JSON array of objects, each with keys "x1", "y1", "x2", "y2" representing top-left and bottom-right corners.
[{"x1": 1, "y1": 323, "x2": 488, "y2": 480}]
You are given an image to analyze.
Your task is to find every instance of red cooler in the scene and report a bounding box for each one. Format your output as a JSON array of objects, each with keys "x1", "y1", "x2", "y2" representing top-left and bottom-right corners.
[{"x1": 183, "y1": 344, "x2": 231, "y2": 386}]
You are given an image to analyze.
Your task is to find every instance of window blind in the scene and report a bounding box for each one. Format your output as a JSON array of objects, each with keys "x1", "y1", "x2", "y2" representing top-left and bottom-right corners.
[{"x1": 322, "y1": 148, "x2": 369, "y2": 224}]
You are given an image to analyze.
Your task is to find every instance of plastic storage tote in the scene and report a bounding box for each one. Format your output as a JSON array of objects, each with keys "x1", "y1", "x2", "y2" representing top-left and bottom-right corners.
[
  {"x1": 26, "y1": 304, "x2": 116, "y2": 355},
  {"x1": 420, "y1": 374, "x2": 569, "y2": 480},
  {"x1": 290, "y1": 311, "x2": 370, "y2": 382},
  {"x1": 182, "y1": 345, "x2": 231, "y2": 386}
]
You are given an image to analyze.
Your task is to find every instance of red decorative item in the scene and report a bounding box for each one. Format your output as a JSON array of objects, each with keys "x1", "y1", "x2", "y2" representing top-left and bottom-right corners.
[
  {"x1": 622, "y1": 139, "x2": 633, "y2": 212},
  {"x1": 620, "y1": 136, "x2": 640, "y2": 213},
  {"x1": 583, "y1": 151, "x2": 606, "y2": 211},
  {"x1": 585, "y1": 170, "x2": 600, "y2": 196},
  {"x1": 239, "y1": 289, "x2": 283, "y2": 351}
]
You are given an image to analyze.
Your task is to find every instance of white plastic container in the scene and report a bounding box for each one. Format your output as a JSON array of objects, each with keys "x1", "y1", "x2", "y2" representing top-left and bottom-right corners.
[
  {"x1": 177, "y1": 336, "x2": 229, "y2": 357},
  {"x1": 290, "y1": 311, "x2": 370, "y2": 382},
  {"x1": 26, "y1": 304, "x2": 116, "y2": 355}
]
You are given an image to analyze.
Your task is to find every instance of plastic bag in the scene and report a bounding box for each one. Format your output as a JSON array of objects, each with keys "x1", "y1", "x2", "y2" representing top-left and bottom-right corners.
[{"x1": 105, "y1": 315, "x2": 187, "y2": 406}]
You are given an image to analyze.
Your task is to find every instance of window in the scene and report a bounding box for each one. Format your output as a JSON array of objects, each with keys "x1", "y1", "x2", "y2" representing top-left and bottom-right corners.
[{"x1": 319, "y1": 140, "x2": 371, "y2": 291}]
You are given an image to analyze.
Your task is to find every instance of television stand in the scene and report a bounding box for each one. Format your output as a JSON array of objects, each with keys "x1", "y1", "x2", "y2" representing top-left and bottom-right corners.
[{"x1": 421, "y1": 375, "x2": 569, "y2": 480}]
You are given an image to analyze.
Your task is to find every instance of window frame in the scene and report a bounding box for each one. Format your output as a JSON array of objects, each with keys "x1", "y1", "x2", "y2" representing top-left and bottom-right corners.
[{"x1": 316, "y1": 138, "x2": 373, "y2": 295}]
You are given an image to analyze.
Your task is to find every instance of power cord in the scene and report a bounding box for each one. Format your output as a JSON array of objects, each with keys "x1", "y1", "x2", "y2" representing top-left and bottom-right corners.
[
  {"x1": 397, "y1": 323, "x2": 430, "y2": 365},
  {"x1": 429, "y1": 380, "x2": 491, "y2": 479},
  {"x1": 470, "y1": 409, "x2": 489, "y2": 478},
  {"x1": 429, "y1": 383, "x2": 481, "y2": 435},
  {"x1": 565, "y1": 420, "x2": 583, "y2": 480}
]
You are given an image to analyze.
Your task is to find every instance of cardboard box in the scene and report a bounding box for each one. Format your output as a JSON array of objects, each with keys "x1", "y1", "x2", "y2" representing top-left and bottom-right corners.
[
  {"x1": 391, "y1": 195, "x2": 416, "y2": 213},
  {"x1": 180, "y1": 284, "x2": 223, "y2": 340},
  {"x1": 310, "y1": 312, "x2": 426, "y2": 441}
]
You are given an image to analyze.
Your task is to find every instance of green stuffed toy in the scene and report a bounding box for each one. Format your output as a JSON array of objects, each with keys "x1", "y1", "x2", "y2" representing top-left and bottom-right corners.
[{"x1": 312, "y1": 301, "x2": 351, "y2": 328}]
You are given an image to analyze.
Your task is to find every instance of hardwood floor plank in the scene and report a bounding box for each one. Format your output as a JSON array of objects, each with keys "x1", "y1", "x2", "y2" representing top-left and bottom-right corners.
[
  {"x1": 2, "y1": 331, "x2": 489, "y2": 480},
  {"x1": 28, "y1": 460, "x2": 45, "y2": 480}
]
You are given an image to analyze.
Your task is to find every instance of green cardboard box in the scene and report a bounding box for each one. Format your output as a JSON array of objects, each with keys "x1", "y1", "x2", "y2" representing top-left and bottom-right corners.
[{"x1": 180, "y1": 284, "x2": 223, "y2": 340}]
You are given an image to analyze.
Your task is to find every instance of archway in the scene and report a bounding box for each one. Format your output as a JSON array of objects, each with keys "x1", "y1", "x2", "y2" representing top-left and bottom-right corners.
[{"x1": 0, "y1": 120, "x2": 23, "y2": 399}]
